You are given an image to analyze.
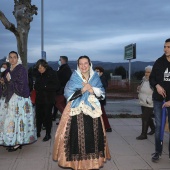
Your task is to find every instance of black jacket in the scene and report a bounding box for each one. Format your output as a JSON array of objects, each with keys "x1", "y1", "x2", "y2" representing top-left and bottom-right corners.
[
  {"x1": 34, "y1": 67, "x2": 60, "y2": 104},
  {"x1": 149, "y1": 54, "x2": 170, "y2": 101},
  {"x1": 57, "y1": 63, "x2": 72, "y2": 94}
]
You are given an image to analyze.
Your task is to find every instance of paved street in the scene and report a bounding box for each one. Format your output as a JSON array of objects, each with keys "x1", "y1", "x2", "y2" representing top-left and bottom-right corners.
[
  {"x1": 0, "y1": 99, "x2": 170, "y2": 170},
  {"x1": 106, "y1": 99, "x2": 141, "y2": 115}
]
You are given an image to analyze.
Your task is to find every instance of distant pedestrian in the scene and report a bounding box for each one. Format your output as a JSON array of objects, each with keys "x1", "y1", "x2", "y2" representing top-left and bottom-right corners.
[
  {"x1": 95, "y1": 66, "x2": 112, "y2": 132},
  {"x1": 0, "y1": 51, "x2": 37, "y2": 152},
  {"x1": 136, "y1": 65, "x2": 155, "y2": 140},
  {"x1": 55, "y1": 56, "x2": 72, "y2": 122},
  {"x1": 0, "y1": 62, "x2": 10, "y2": 78},
  {"x1": 34, "y1": 59, "x2": 60, "y2": 141},
  {"x1": 53, "y1": 55, "x2": 111, "y2": 170},
  {"x1": 149, "y1": 38, "x2": 170, "y2": 162},
  {"x1": 0, "y1": 62, "x2": 10, "y2": 97}
]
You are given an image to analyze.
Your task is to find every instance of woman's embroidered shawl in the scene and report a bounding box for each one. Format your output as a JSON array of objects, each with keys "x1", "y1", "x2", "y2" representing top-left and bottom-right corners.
[
  {"x1": 5, "y1": 64, "x2": 30, "y2": 102},
  {"x1": 64, "y1": 70, "x2": 105, "y2": 118}
]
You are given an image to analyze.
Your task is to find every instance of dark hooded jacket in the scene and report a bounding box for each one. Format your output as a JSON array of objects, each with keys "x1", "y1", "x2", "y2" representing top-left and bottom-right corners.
[{"x1": 149, "y1": 54, "x2": 170, "y2": 101}]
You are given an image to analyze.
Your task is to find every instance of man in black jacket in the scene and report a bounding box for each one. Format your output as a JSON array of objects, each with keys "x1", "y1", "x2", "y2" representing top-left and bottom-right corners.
[
  {"x1": 55, "y1": 56, "x2": 72, "y2": 115},
  {"x1": 149, "y1": 38, "x2": 170, "y2": 162}
]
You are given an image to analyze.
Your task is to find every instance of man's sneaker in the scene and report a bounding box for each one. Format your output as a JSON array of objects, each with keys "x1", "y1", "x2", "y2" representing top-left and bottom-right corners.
[{"x1": 151, "y1": 152, "x2": 161, "y2": 162}]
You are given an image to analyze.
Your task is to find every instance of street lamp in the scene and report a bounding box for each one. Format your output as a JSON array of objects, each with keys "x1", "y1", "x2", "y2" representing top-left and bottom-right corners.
[{"x1": 41, "y1": 0, "x2": 46, "y2": 60}]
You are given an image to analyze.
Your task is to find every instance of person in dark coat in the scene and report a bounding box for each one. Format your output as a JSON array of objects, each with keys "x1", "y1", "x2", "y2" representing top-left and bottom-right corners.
[
  {"x1": 55, "y1": 56, "x2": 72, "y2": 115},
  {"x1": 34, "y1": 59, "x2": 60, "y2": 141},
  {"x1": 0, "y1": 62, "x2": 10, "y2": 97},
  {"x1": 95, "y1": 66, "x2": 112, "y2": 132}
]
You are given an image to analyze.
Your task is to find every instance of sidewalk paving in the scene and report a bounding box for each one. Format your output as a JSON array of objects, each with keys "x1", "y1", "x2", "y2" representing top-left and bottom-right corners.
[
  {"x1": 0, "y1": 118, "x2": 169, "y2": 170},
  {"x1": 106, "y1": 99, "x2": 142, "y2": 115}
]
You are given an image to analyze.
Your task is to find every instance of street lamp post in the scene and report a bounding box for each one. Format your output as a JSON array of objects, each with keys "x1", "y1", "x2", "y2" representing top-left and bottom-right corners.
[{"x1": 41, "y1": 0, "x2": 46, "y2": 60}]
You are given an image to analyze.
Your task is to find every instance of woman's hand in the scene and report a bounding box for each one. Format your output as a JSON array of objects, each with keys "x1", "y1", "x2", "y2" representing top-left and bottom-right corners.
[
  {"x1": 82, "y1": 82, "x2": 94, "y2": 94},
  {"x1": 88, "y1": 88, "x2": 94, "y2": 94},
  {"x1": 6, "y1": 72, "x2": 11, "y2": 82}
]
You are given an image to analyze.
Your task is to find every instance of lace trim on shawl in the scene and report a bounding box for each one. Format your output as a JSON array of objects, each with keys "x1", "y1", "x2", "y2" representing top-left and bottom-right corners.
[{"x1": 69, "y1": 95, "x2": 102, "y2": 118}]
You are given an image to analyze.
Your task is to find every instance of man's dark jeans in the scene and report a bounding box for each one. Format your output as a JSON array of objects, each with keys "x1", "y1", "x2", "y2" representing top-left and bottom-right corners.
[{"x1": 153, "y1": 100, "x2": 170, "y2": 154}]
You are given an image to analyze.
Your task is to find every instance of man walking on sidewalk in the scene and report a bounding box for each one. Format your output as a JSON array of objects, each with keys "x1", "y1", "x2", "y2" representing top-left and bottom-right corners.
[{"x1": 149, "y1": 38, "x2": 170, "y2": 162}]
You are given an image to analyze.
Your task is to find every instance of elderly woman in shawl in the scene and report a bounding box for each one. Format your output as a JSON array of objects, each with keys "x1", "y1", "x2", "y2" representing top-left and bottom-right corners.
[
  {"x1": 53, "y1": 55, "x2": 111, "y2": 170},
  {"x1": 0, "y1": 51, "x2": 37, "y2": 152}
]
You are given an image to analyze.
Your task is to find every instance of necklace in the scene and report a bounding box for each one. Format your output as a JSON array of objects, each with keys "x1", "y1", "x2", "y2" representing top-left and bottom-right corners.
[{"x1": 81, "y1": 73, "x2": 89, "y2": 83}]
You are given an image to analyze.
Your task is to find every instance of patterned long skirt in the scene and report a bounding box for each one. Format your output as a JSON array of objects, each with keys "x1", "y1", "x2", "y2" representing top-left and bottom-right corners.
[
  {"x1": 53, "y1": 102, "x2": 111, "y2": 170},
  {"x1": 0, "y1": 93, "x2": 37, "y2": 146}
]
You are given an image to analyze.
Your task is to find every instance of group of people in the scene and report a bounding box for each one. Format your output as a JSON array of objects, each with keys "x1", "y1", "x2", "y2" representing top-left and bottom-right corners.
[
  {"x1": 136, "y1": 38, "x2": 170, "y2": 163},
  {"x1": 0, "y1": 52, "x2": 111, "y2": 169},
  {"x1": 0, "y1": 37, "x2": 170, "y2": 169}
]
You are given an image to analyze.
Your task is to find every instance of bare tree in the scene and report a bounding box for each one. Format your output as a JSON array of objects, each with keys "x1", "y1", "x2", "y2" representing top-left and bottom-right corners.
[{"x1": 0, "y1": 0, "x2": 38, "y2": 67}]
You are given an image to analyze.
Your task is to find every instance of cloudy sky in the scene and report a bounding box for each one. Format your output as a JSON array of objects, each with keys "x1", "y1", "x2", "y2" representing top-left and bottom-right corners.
[{"x1": 0, "y1": 0, "x2": 170, "y2": 63}]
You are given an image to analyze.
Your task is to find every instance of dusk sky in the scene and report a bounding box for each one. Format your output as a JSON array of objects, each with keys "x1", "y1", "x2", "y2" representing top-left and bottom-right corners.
[{"x1": 0, "y1": 0, "x2": 170, "y2": 63}]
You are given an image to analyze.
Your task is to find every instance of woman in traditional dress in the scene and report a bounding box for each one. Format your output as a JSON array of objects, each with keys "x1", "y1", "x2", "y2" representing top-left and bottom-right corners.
[
  {"x1": 53, "y1": 55, "x2": 111, "y2": 170},
  {"x1": 0, "y1": 51, "x2": 37, "y2": 152}
]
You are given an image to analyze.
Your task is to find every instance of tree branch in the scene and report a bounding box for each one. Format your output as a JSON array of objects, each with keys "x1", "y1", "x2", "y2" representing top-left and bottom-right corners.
[{"x1": 0, "y1": 10, "x2": 19, "y2": 36}]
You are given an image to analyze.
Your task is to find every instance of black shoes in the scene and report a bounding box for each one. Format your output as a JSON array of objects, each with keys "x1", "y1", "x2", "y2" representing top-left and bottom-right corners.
[
  {"x1": 8, "y1": 145, "x2": 22, "y2": 152},
  {"x1": 136, "y1": 134, "x2": 147, "y2": 140},
  {"x1": 147, "y1": 130, "x2": 155, "y2": 135},
  {"x1": 106, "y1": 128, "x2": 112, "y2": 132},
  {"x1": 37, "y1": 133, "x2": 51, "y2": 141},
  {"x1": 43, "y1": 134, "x2": 51, "y2": 142},
  {"x1": 152, "y1": 152, "x2": 161, "y2": 162}
]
